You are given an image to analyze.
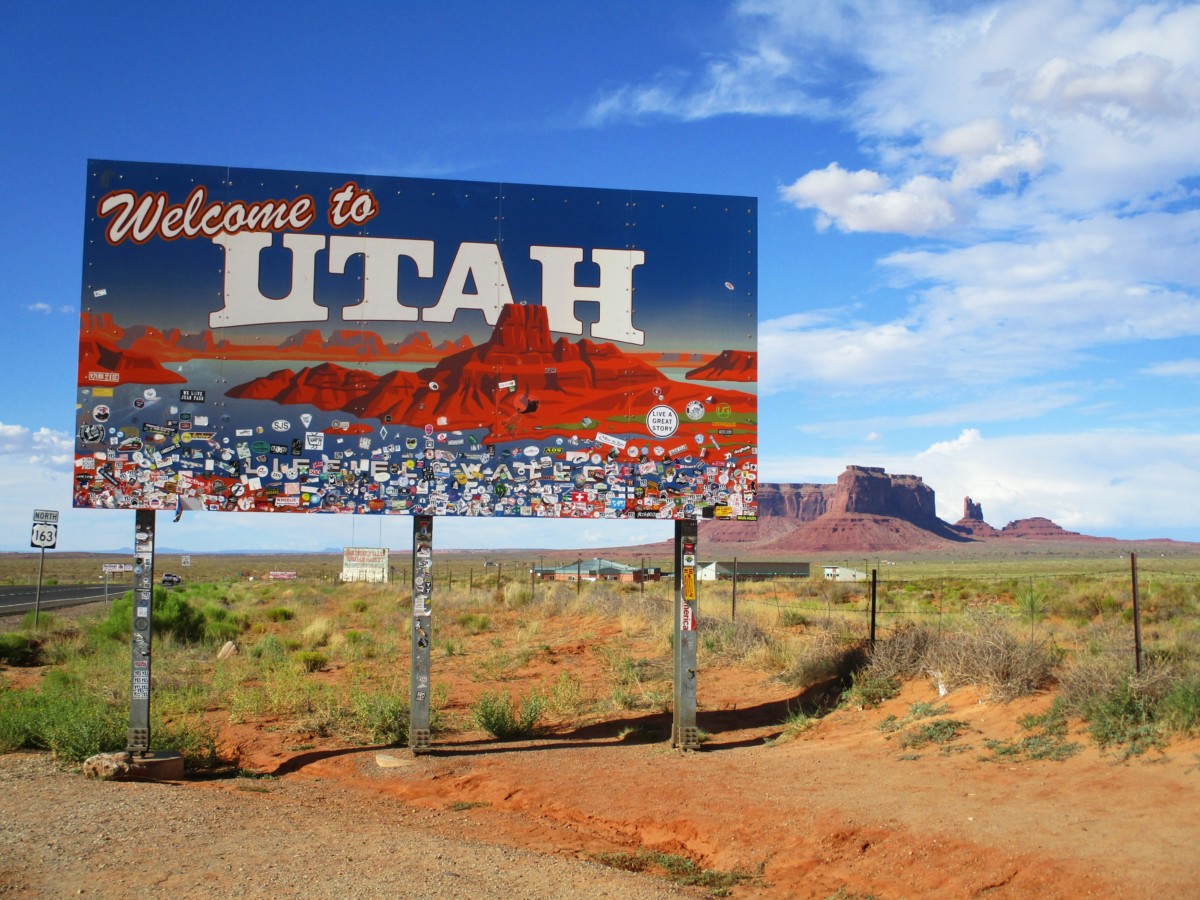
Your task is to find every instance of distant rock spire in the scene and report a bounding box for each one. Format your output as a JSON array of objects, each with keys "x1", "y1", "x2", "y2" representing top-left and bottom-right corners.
[{"x1": 963, "y1": 496, "x2": 984, "y2": 522}]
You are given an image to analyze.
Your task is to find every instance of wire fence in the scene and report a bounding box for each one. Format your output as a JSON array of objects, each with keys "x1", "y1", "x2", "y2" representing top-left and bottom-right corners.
[{"x1": 693, "y1": 561, "x2": 1200, "y2": 673}]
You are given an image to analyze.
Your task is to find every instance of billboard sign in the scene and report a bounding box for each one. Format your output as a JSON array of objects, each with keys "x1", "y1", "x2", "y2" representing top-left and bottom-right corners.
[
  {"x1": 342, "y1": 547, "x2": 389, "y2": 583},
  {"x1": 75, "y1": 160, "x2": 757, "y2": 521}
]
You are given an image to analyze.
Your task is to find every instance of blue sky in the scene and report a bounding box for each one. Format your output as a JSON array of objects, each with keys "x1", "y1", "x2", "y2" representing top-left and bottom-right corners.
[{"x1": 3, "y1": 0, "x2": 1200, "y2": 552}]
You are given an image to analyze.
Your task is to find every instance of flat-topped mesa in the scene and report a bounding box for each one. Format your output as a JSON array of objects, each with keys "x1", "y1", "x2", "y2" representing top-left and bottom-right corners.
[
  {"x1": 753, "y1": 467, "x2": 940, "y2": 526},
  {"x1": 826, "y1": 465, "x2": 940, "y2": 527},
  {"x1": 754, "y1": 483, "x2": 837, "y2": 520},
  {"x1": 490, "y1": 303, "x2": 556, "y2": 355},
  {"x1": 999, "y1": 517, "x2": 1087, "y2": 539}
]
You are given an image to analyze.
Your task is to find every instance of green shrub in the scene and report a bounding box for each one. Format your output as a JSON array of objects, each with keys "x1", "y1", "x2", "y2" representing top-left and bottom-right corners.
[
  {"x1": 472, "y1": 689, "x2": 545, "y2": 740},
  {"x1": 842, "y1": 669, "x2": 898, "y2": 709},
  {"x1": 199, "y1": 602, "x2": 246, "y2": 643},
  {"x1": 0, "y1": 685, "x2": 125, "y2": 762},
  {"x1": 20, "y1": 611, "x2": 64, "y2": 632},
  {"x1": 251, "y1": 635, "x2": 287, "y2": 663},
  {"x1": 350, "y1": 692, "x2": 410, "y2": 744},
  {"x1": 779, "y1": 608, "x2": 809, "y2": 627},
  {"x1": 1158, "y1": 675, "x2": 1200, "y2": 734},
  {"x1": 295, "y1": 651, "x2": 328, "y2": 673},
  {"x1": 204, "y1": 619, "x2": 242, "y2": 643},
  {"x1": 589, "y1": 850, "x2": 757, "y2": 892},
  {"x1": 154, "y1": 717, "x2": 223, "y2": 771},
  {"x1": 0, "y1": 633, "x2": 40, "y2": 666},
  {"x1": 90, "y1": 589, "x2": 207, "y2": 644},
  {"x1": 456, "y1": 612, "x2": 490, "y2": 634},
  {"x1": 265, "y1": 606, "x2": 295, "y2": 622},
  {"x1": 982, "y1": 701, "x2": 1080, "y2": 762},
  {"x1": 1058, "y1": 653, "x2": 1188, "y2": 756},
  {"x1": 898, "y1": 718, "x2": 971, "y2": 749}
]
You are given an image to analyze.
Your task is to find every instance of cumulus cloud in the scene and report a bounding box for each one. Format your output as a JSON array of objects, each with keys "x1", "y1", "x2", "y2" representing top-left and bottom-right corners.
[
  {"x1": 780, "y1": 163, "x2": 958, "y2": 235},
  {"x1": 591, "y1": 1, "x2": 1200, "y2": 391},
  {"x1": 0, "y1": 422, "x2": 72, "y2": 465}
]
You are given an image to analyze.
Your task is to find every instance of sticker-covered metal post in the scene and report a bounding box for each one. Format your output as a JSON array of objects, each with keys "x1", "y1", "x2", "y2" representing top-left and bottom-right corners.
[
  {"x1": 410, "y1": 515, "x2": 434, "y2": 752},
  {"x1": 128, "y1": 510, "x2": 156, "y2": 754},
  {"x1": 672, "y1": 517, "x2": 700, "y2": 749}
]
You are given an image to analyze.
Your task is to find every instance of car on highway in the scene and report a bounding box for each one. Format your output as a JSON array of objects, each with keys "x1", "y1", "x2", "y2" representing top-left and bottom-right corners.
[{"x1": 160, "y1": 573, "x2": 183, "y2": 586}]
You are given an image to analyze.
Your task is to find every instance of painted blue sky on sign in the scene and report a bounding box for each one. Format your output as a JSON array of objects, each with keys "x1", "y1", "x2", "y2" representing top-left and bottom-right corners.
[{"x1": 3, "y1": 0, "x2": 1200, "y2": 551}]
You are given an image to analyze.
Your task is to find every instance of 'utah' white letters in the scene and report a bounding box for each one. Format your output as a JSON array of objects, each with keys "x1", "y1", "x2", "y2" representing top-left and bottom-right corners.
[{"x1": 208, "y1": 233, "x2": 646, "y2": 345}]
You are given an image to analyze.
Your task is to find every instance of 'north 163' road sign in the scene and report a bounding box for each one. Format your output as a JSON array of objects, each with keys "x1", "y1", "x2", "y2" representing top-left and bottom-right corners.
[{"x1": 31, "y1": 509, "x2": 58, "y2": 549}]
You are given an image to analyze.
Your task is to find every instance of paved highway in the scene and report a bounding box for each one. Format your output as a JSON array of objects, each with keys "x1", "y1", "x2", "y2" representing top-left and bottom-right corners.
[{"x1": 0, "y1": 582, "x2": 132, "y2": 616}]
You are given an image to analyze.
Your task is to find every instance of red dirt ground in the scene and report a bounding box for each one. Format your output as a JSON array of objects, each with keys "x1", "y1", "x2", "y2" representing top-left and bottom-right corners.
[
  {"x1": 205, "y1": 632, "x2": 1200, "y2": 899},
  {"x1": 6, "y1": 602, "x2": 1198, "y2": 897}
]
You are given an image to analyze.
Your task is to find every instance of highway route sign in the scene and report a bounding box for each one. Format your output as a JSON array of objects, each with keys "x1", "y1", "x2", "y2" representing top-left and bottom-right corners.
[{"x1": 31, "y1": 523, "x2": 58, "y2": 549}]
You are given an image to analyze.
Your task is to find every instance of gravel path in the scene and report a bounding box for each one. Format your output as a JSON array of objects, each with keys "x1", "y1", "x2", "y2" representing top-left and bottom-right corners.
[{"x1": 0, "y1": 754, "x2": 680, "y2": 898}]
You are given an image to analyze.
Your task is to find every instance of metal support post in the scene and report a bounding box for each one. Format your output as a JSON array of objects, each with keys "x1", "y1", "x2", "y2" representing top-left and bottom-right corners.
[
  {"x1": 128, "y1": 510, "x2": 156, "y2": 754},
  {"x1": 33, "y1": 547, "x2": 46, "y2": 630},
  {"x1": 672, "y1": 518, "x2": 700, "y2": 749},
  {"x1": 409, "y1": 515, "x2": 434, "y2": 752},
  {"x1": 1130, "y1": 552, "x2": 1142, "y2": 675}
]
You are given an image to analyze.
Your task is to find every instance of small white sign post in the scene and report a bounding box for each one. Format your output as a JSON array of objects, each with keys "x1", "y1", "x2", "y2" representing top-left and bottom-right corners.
[{"x1": 30, "y1": 509, "x2": 59, "y2": 629}]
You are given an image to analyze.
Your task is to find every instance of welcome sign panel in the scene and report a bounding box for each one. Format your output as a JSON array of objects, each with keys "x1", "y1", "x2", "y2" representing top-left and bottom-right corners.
[{"x1": 75, "y1": 160, "x2": 757, "y2": 521}]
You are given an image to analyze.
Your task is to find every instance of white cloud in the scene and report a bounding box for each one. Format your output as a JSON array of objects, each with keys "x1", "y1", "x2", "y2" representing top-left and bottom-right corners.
[
  {"x1": 592, "y1": 1, "x2": 1200, "y2": 395},
  {"x1": 585, "y1": 45, "x2": 827, "y2": 125},
  {"x1": 760, "y1": 206, "x2": 1200, "y2": 391},
  {"x1": 26, "y1": 302, "x2": 52, "y2": 314},
  {"x1": 780, "y1": 163, "x2": 958, "y2": 235},
  {"x1": 908, "y1": 427, "x2": 1200, "y2": 537},
  {"x1": 1143, "y1": 358, "x2": 1200, "y2": 377},
  {"x1": 0, "y1": 422, "x2": 73, "y2": 465},
  {"x1": 919, "y1": 427, "x2": 983, "y2": 455}
]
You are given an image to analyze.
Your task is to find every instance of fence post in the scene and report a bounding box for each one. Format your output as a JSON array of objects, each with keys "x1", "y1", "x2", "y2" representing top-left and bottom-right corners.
[
  {"x1": 732, "y1": 556, "x2": 738, "y2": 621},
  {"x1": 1130, "y1": 552, "x2": 1143, "y2": 675},
  {"x1": 869, "y1": 568, "x2": 877, "y2": 646}
]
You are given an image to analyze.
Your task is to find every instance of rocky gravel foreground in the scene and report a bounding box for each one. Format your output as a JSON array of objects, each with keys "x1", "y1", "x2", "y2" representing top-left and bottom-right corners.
[{"x1": 0, "y1": 754, "x2": 679, "y2": 898}]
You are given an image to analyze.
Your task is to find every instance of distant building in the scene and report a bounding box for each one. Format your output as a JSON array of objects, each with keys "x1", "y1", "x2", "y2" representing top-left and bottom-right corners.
[
  {"x1": 696, "y1": 561, "x2": 810, "y2": 582},
  {"x1": 535, "y1": 557, "x2": 662, "y2": 583},
  {"x1": 822, "y1": 565, "x2": 867, "y2": 582}
]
